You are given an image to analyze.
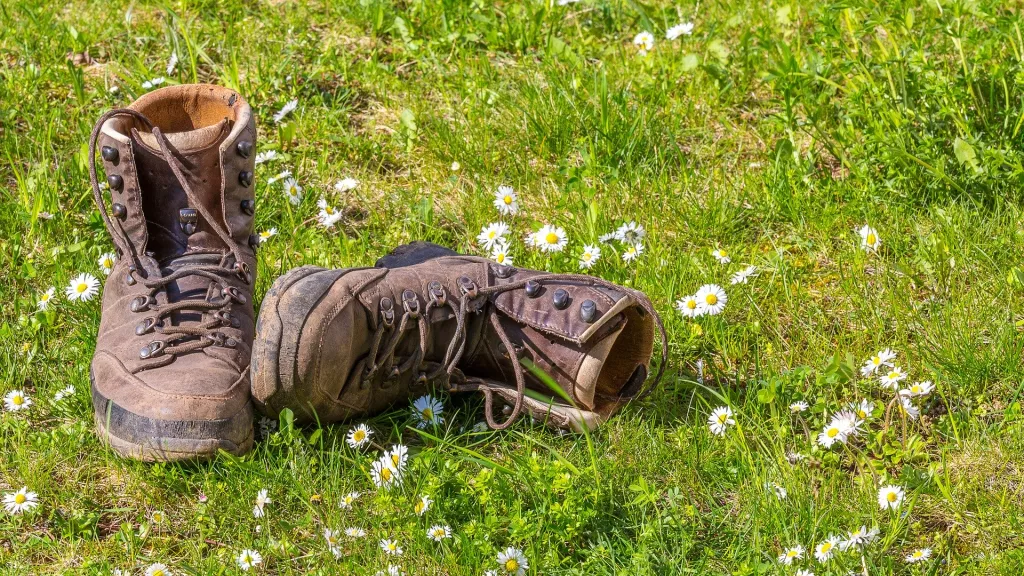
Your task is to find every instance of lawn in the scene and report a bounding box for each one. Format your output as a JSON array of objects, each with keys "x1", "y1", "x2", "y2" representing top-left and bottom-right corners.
[{"x1": 2, "y1": 0, "x2": 1024, "y2": 573}]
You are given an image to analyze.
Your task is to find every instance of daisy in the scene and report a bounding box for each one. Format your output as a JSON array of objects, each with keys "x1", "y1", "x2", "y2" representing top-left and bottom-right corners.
[
  {"x1": 346, "y1": 424, "x2": 372, "y2": 449},
  {"x1": 767, "y1": 482, "x2": 787, "y2": 500},
  {"x1": 317, "y1": 197, "x2": 343, "y2": 228},
  {"x1": 380, "y1": 538, "x2": 403, "y2": 556},
  {"x1": 817, "y1": 419, "x2": 851, "y2": 448},
  {"x1": 578, "y1": 244, "x2": 601, "y2": 270},
  {"x1": 795, "y1": 570, "x2": 814, "y2": 576},
  {"x1": 490, "y1": 242, "x2": 513, "y2": 266},
  {"x1": 534, "y1": 225, "x2": 567, "y2": 253},
  {"x1": 666, "y1": 22, "x2": 695, "y2": 40},
  {"x1": 477, "y1": 222, "x2": 510, "y2": 250},
  {"x1": 324, "y1": 528, "x2": 342, "y2": 547},
  {"x1": 53, "y1": 385, "x2": 75, "y2": 402},
  {"x1": 3, "y1": 487, "x2": 39, "y2": 514},
  {"x1": 166, "y1": 52, "x2": 178, "y2": 75},
  {"x1": 878, "y1": 366, "x2": 908, "y2": 389},
  {"x1": 674, "y1": 294, "x2": 702, "y2": 318},
  {"x1": 622, "y1": 243, "x2": 643, "y2": 263},
  {"x1": 339, "y1": 492, "x2": 360, "y2": 509},
  {"x1": 414, "y1": 495, "x2": 432, "y2": 516},
  {"x1": 615, "y1": 221, "x2": 646, "y2": 244},
  {"x1": 258, "y1": 229, "x2": 278, "y2": 243},
  {"x1": 376, "y1": 566, "x2": 403, "y2": 576},
  {"x1": 427, "y1": 524, "x2": 452, "y2": 542},
  {"x1": 236, "y1": 549, "x2": 262, "y2": 571},
  {"x1": 144, "y1": 564, "x2": 171, "y2": 576},
  {"x1": 253, "y1": 489, "x2": 271, "y2": 518},
  {"x1": 335, "y1": 177, "x2": 359, "y2": 192},
  {"x1": 830, "y1": 410, "x2": 864, "y2": 439},
  {"x1": 730, "y1": 265, "x2": 757, "y2": 285},
  {"x1": 65, "y1": 273, "x2": 100, "y2": 302},
  {"x1": 898, "y1": 396, "x2": 920, "y2": 420},
  {"x1": 141, "y1": 77, "x2": 165, "y2": 90},
  {"x1": 497, "y1": 547, "x2": 528, "y2": 576},
  {"x1": 273, "y1": 99, "x2": 298, "y2": 124},
  {"x1": 4, "y1": 390, "x2": 31, "y2": 412},
  {"x1": 150, "y1": 510, "x2": 166, "y2": 524},
  {"x1": 860, "y1": 348, "x2": 897, "y2": 376},
  {"x1": 450, "y1": 161, "x2": 461, "y2": 171},
  {"x1": 523, "y1": 230, "x2": 538, "y2": 248},
  {"x1": 371, "y1": 458, "x2": 401, "y2": 488},
  {"x1": 859, "y1": 225, "x2": 881, "y2": 252},
  {"x1": 267, "y1": 170, "x2": 292, "y2": 185},
  {"x1": 412, "y1": 395, "x2": 444, "y2": 428},
  {"x1": 695, "y1": 284, "x2": 727, "y2": 315},
  {"x1": 789, "y1": 401, "x2": 809, "y2": 413},
  {"x1": 778, "y1": 545, "x2": 804, "y2": 565},
  {"x1": 848, "y1": 399, "x2": 875, "y2": 420},
  {"x1": 345, "y1": 527, "x2": 367, "y2": 538},
  {"x1": 633, "y1": 31, "x2": 655, "y2": 56},
  {"x1": 386, "y1": 444, "x2": 409, "y2": 469},
  {"x1": 707, "y1": 406, "x2": 735, "y2": 436},
  {"x1": 814, "y1": 536, "x2": 840, "y2": 562},
  {"x1": 556, "y1": 0, "x2": 579, "y2": 5},
  {"x1": 711, "y1": 248, "x2": 730, "y2": 264},
  {"x1": 840, "y1": 525, "x2": 879, "y2": 551},
  {"x1": 98, "y1": 252, "x2": 117, "y2": 275},
  {"x1": 901, "y1": 380, "x2": 934, "y2": 397},
  {"x1": 598, "y1": 231, "x2": 617, "y2": 244},
  {"x1": 254, "y1": 150, "x2": 278, "y2": 164},
  {"x1": 283, "y1": 178, "x2": 303, "y2": 205},
  {"x1": 37, "y1": 287, "x2": 56, "y2": 310},
  {"x1": 878, "y1": 485, "x2": 905, "y2": 510},
  {"x1": 493, "y1": 186, "x2": 519, "y2": 216},
  {"x1": 906, "y1": 548, "x2": 932, "y2": 563}
]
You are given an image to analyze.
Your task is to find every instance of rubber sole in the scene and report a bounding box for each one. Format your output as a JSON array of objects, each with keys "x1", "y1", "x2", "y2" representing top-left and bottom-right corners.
[{"x1": 92, "y1": 376, "x2": 254, "y2": 462}]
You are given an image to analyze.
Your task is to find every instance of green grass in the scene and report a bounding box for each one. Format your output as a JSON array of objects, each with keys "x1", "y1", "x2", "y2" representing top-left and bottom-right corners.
[{"x1": 2, "y1": 0, "x2": 1024, "y2": 573}]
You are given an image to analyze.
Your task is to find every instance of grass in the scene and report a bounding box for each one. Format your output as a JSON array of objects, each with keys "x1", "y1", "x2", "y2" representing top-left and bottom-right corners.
[{"x1": 2, "y1": 0, "x2": 1024, "y2": 573}]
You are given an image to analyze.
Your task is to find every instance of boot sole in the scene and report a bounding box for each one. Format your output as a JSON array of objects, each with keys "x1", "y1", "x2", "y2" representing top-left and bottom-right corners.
[{"x1": 92, "y1": 375, "x2": 254, "y2": 462}]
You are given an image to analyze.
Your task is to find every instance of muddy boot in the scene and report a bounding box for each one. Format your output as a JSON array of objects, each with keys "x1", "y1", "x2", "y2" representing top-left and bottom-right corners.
[
  {"x1": 251, "y1": 242, "x2": 666, "y2": 432},
  {"x1": 88, "y1": 84, "x2": 258, "y2": 461}
]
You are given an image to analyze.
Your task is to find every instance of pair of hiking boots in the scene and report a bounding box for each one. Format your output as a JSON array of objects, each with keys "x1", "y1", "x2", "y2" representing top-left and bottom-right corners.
[{"x1": 88, "y1": 84, "x2": 665, "y2": 461}]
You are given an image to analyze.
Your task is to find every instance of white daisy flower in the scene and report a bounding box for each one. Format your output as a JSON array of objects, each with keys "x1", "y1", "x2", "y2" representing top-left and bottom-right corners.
[
  {"x1": 493, "y1": 186, "x2": 519, "y2": 216},
  {"x1": 556, "y1": 0, "x2": 579, "y2": 5},
  {"x1": 633, "y1": 31, "x2": 655, "y2": 56},
  {"x1": 795, "y1": 570, "x2": 814, "y2": 576},
  {"x1": 144, "y1": 564, "x2": 171, "y2": 576},
  {"x1": 345, "y1": 527, "x2": 367, "y2": 538},
  {"x1": 427, "y1": 524, "x2": 452, "y2": 542},
  {"x1": 860, "y1": 348, "x2": 897, "y2": 376},
  {"x1": 497, "y1": 547, "x2": 528, "y2": 576},
  {"x1": 267, "y1": 170, "x2": 292, "y2": 185},
  {"x1": 730, "y1": 265, "x2": 757, "y2": 285},
  {"x1": 346, "y1": 424, "x2": 372, "y2": 449},
  {"x1": 622, "y1": 242, "x2": 643, "y2": 263},
  {"x1": 814, "y1": 536, "x2": 840, "y2": 562},
  {"x1": 283, "y1": 178, "x2": 303, "y2": 205},
  {"x1": 375, "y1": 566, "x2": 403, "y2": 576},
  {"x1": 371, "y1": 457, "x2": 401, "y2": 488},
  {"x1": 830, "y1": 410, "x2": 864, "y2": 440},
  {"x1": 878, "y1": 485, "x2": 905, "y2": 510},
  {"x1": 490, "y1": 242, "x2": 513, "y2": 266},
  {"x1": 4, "y1": 389, "x2": 31, "y2": 412},
  {"x1": 379, "y1": 538, "x2": 403, "y2": 556},
  {"x1": 767, "y1": 482, "x2": 787, "y2": 500},
  {"x1": 141, "y1": 77, "x2": 165, "y2": 90},
  {"x1": 335, "y1": 177, "x2": 359, "y2": 193},
  {"x1": 534, "y1": 225, "x2": 567, "y2": 253},
  {"x1": 65, "y1": 273, "x2": 100, "y2": 302},
  {"x1": 695, "y1": 284, "x2": 727, "y2": 315},
  {"x1": 778, "y1": 545, "x2": 804, "y2": 565},
  {"x1": 450, "y1": 161, "x2": 461, "y2": 171},
  {"x1": 614, "y1": 221, "x2": 646, "y2": 244},
  {"x1": 598, "y1": 231, "x2": 617, "y2": 244},
  {"x1": 674, "y1": 294, "x2": 702, "y2": 318},
  {"x1": 840, "y1": 526, "x2": 879, "y2": 551},
  {"x1": 477, "y1": 222, "x2": 510, "y2": 250},
  {"x1": 878, "y1": 366, "x2": 908, "y2": 389},
  {"x1": 324, "y1": 527, "x2": 342, "y2": 547},
  {"x1": 236, "y1": 549, "x2": 262, "y2": 571},
  {"x1": 98, "y1": 252, "x2": 118, "y2": 275},
  {"x1": 258, "y1": 228, "x2": 278, "y2": 243},
  {"x1": 789, "y1": 401, "x2": 809, "y2": 413},
  {"x1": 578, "y1": 244, "x2": 601, "y2": 269},
  {"x1": 317, "y1": 197, "x2": 343, "y2": 228},
  {"x1": 817, "y1": 419, "x2": 851, "y2": 448},
  {"x1": 37, "y1": 287, "x2": 56, "y2": 310},
  {"x1": 412, "y1": 395, "x2": 444, "y2": 428},
  {"x1": 253, "y1": 488, "x2": 271, "y2": 518},
  {"x1": 3, "y1": 487, "x2": 39, "y2": 514},
  {"x1": 386, "y1": 444, "x2": 409, "y2": 470},
  {"x1": 901, "y1": 381, "x2": 934, "y2": 397},
  {"x1": 848, "y1": 399, "x2": 875, "y2": 420},
  {"x1": 905, "y1": 548, "x2": 932, "y2": 563},
  {"x1": 414, "y1": 495, "x2": 432, "y2": 516},
  {"x1": 666, "y1": 22, "x2": 695, "y2": 40},
  {"x1": 273, "y1": 99, "x2": 298, "y2": 124},
  {"x1": 898, "y1": 396, "x2": 920, "y2": 420},
  {"x1": 711, "y1": 248, "x2": 730, "y2": 264},
  {"x1": 339, "y1": 491, "x2": 360, "y2": 509},
  {"x1": 53, "y1": 385, "x2": 75, "y2": 402},
  {"x1": 254, "y1": 150, "x2": 279, "y2": 164},
  {"x1": 166, "y1": 52, "x2": 178, "y2": 75},
  {"x1": 859, "y1": 224, "x2": 881, "y2": 252},
  {"x1": 707, "y1": 406, "x2": 735, "y2": 436},
  {"x1": 150, "y1": 509, "x2": 167, "y2": 524}
]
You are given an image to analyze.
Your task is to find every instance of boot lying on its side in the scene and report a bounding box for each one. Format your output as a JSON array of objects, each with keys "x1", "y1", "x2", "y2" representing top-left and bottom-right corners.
[{"x1": 251, "y1": 242, "x2": 666, "y2": 431}]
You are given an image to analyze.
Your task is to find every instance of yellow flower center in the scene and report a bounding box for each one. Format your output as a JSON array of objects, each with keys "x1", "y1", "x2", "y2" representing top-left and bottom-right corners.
[
  {"x1": 913, "y1": 551, "x2": 923, "y2": 558},
  {"x1": 583, "y1": 252, "x2": 592, "y2": 260},
  {"x1": 705, "y1": 294, "x2": 717, "y2": 305},
  {"x1": 786, "y1": 550, "x2": 797, "y2": 558},
  {"x1": 505, "y1": 559, "x2": 520, "y2": 572},
  {"x1": 415, "y1": 502, "x2": 425, "y2": 514},
  {"x1": 12, "y1": 395, "x2": 23, "y2": 406},
  {"x1": 686, "y1": 300, "x2": 697, "y2": 310},
  {"x1": 326, "y1": 206, "x2": 335, "y2": 215},
  {"x1": 434, "y1": 529, "x2": 444, "y2": 537},
  {"x1": 391, "y1": 454, "x2": 400, "y2": 467},
  {"x1": 495, "y1": 253, "x2": 506, "y2": 263},
  {"x1": 503, "y1": 195, "x2": 512, "y2": 205},
  {"x1": 888, "y1": 371, "x2": 898, "y2": 379},
  {"x1": 718, "y1": 250, "x2": 727, "y2": 257},
  {"x1": 260, "y1": 231, "x2": 271, "y2": 239},
  {"x1": 911, "y1": 385, "x2": 920, "y2": 393},
  {"x1": 421, "y1": 408, "x2": 433, "y2": 420},
  {"x1": 487, "y1": 231, "x2": 496, "y2": 239},
  {"x1": 14, "y1": 494, "x2": 26, "y2": 504},
  {"x1": 41, "y1": 294, "x2": 49, "y2": 301},
  {"x1": 152, "y1": 571, "x2": 165, "y2": 576},
  {"x1": 872, "y1": 356, "x2": 881, "y2": 365},
  {"x1": 545, "y1": 232, "x2": 558, "y2": 245},
  {"x1": 76, "y1": 283, "x2": 87, "y2": 293},
  {"x1": 718, "y1": 413, "x2": 728, "y2": 423},
  {"x1": 857, "y1": 410, "x2": 867, "y2": 418},
  {"x1": 103, "y1": 258, "x2": 112, "y2": 267},
  {"x1": 381, "y1": 467, "x2": 392, "y2": 480},
  {"x1": 827, "y1": 427, "x2": 839, "y2": 438},
  {"x1": 387, "y1": 543, "x2": 396, "y2": 551},
  {"x1": 820, "y1": 542, "x2": 832, "y2": 553},
  {"x1": 353, "y1": 430, "x2": 365, "y2": 442},
  {"x1": 866, "y1": 233, "x2": 877, "y2": 245},
  {"x1": 887, "y1": 492, "x2": 898, "y2": 502}
]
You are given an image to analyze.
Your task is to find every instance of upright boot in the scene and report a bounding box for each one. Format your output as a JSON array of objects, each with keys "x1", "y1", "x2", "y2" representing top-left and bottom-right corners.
[
  {"x1": 88, "y1": 84, "x2": 258, "y2": 461},
  {"x1": 251, "y1": 242, "x2": 665, "y2": 432}
]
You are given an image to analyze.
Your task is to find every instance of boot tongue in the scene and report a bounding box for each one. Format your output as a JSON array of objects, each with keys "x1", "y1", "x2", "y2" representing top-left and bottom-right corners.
[
  {"x1": 161, "y1": 253, "x2": 228, "y2": 324},
  {"x1": 573, "y1": 323, "x2": 624, "y2": 409},
  {"x1": 134, "y1": 121, "x2": 227, "y2": 152}
]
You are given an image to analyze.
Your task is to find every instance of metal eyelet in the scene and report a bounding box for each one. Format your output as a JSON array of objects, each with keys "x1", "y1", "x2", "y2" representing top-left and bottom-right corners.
[
  {"x1": 101, "y1": 146, "x2": 119, "y2": 163},
  {"x1": 580, "y1": 299, "x2": 599, "y2": 323},
  {"x1": 493, "y1": 264, "x2": 514, "y2": 278},
  {"x1": 524, "y1": 280, "x2": 541, "y2": 297},
  {"x1": 179, "y1": 208, "x2": 198, "y2": 235},
  {"x1": 135, "y1": 317, "x2": 158, "y2": 336},
  {"x1": 107, "y1": 174, "x2": 124, "y2": 191},
  {"x1": 552, "y1": 288, "x2": 570, "y2": 310},
  {"x1": 233, "y1": 261, "x2": 252, "y2": 284},
  {"x1": 222, "y1": 286, "x2": 247, "y2": 304},
  {"x1": 240, "y1": 199, "x2": 255, "y2": 216},
  {"x1": 458, "y1": 276, "x2": 478, "y2": 297},
  {"x1": 402, "y1": 289, "x2": 420, "y2": 318},
  {"x1": 112, "y1": 203, "x2": 127, "y2": 220},
  {"x1": 125, "y1": 265, "x2": 138, "y2": 286},
  {"x1": 236, "y1": 141, "x2": 253, "y2": 158},
  {"x1": 129, "y1": 295, "x2": 154, "y2": 313},
  {"x1": 213, "y1": 310, "x2": 238, "y2": 327},
  {"x1": 379, "y1": 297, "x2": 395, "y2": 327},
  {"x1": 416, "y1": 372, "x2": 428, "y2": 386},
  {"x1": 139, "y1": 340, "x2": 165, "y2": 359},
  {"x1": 427, "y1": 281, "x2": 446, "y2": 305},
  {"x1": 239, "y1": 171, "x2": 253, "y2": 188}
]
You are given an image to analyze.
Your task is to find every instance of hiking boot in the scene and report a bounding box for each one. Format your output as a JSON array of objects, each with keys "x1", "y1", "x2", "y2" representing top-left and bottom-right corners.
[
  {"x1": 88, "y1": 84, "x2": 258, "y2": 461},
  {"x1": 251, "y1": 242, "x2": 666, "y2": 432}
]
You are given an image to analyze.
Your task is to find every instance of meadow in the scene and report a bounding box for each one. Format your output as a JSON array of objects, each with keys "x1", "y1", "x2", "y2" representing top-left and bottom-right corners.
[{"x1": 2, "y1": 0, "x2": 1024, "y2": 573}]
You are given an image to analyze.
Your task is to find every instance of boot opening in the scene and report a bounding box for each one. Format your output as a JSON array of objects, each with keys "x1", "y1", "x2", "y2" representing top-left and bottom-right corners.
[
  {"x1": 593, "y1": 305, "x2": 655, "y2": 401},
  {"x1": 130, "y1": 84, "x2": 244, "y2": 133}
]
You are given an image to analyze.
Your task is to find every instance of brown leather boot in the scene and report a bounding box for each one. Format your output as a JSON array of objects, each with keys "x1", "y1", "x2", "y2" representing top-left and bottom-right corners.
[
  {"x1": 88, "y1": 84, "x2": 258, "y2": 461},
  {"x1": 251, "y1": 242, "x2": 666, "y2": 432}
]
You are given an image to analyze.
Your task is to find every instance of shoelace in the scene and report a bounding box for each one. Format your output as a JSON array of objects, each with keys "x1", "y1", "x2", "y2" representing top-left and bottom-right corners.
[
  {"x1": 360, "y1": 272, "x2": 668, "y2": 429},
  {"x1": 88, "y1": 109, "x2": 250, "y2": 362}
]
